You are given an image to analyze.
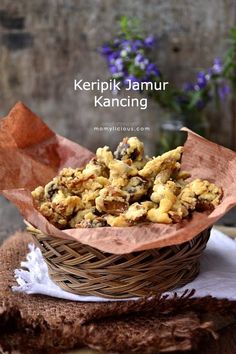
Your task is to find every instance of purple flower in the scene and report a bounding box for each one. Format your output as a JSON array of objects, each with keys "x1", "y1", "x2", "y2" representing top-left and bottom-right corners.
[
  {"x1": 100, "y1": 44, "x2": 113, "y2": 56},
  {"x1": 107, "y1": 51, "x2": 120, "y2": 63},
  {"x1": 218, "y1": 83, "x2": 230, "y2": 99},
  {"x1": 131, "y1": 39, "x2": 143, "y2": 50},
  {"x1": 113, "y1": 38, "x2": 121, "y2": 47},
  {"x1": 146, "y1": 63, "x2": 160, "y2": 77},
  {"x1": 135, "y1": 53, "x2": 144, "y2": 63},
  {"x1": 115, "y1": 58, "x2": 123, "y2": 71},
  {"x1": 196, "y1": 72, "x2": 208, "y2": 89},
  {"x1": 212, "y1": 58, "x2": 223, "y2": 75},
  {"x1": 205, "y1": 69, "x2": 212, "y2": 80},
  {"x1": 119, "y1": 39, "x2": 145, "y2": 52},
  {"x1": 109, "y1": 57, "x2": 124, "y2": 77},
  {"x1": 135, "y1": 54, "x2": 149, "y2": 69},
  {"x1": 120, "y1": 39, "x2": 132, "y2": 51},
  {"x1": 109, "y1": 65, "x2": 120, "y2": 74},
  {"x1": 144, "y1": 35, "x2": 155, "y2": 47}
]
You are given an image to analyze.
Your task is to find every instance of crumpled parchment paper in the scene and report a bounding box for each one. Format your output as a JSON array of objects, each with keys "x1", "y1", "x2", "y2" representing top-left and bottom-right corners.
[{"x1": 1, "y1": 102, "x2": 236, "y2": 254}]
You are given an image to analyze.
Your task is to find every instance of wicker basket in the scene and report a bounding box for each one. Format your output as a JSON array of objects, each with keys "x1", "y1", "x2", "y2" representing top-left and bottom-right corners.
[{"x1": 26, "y1": 222, "x2": 211, "y2": 299}]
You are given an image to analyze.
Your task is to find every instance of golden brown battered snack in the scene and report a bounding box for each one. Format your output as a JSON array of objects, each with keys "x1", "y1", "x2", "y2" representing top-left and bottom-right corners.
[
  {"x1": 69, "y1": 207, "x2": 96, "y2": 227},
  {"x1": 96, "y1": 146, "x2": 113, "y2": 167},
  {"x1": 38, "y1": 195, "x2": 83, "y2": 229},
  {"x1": 32, "y1": 137, "x2": 222, "y2": 228},
  {"x1": 124, "y1": 176, "x2": 150, "y2": 202},
  {"x1": 76, "y1": 216, "x2": 107, "y2": 228},
  {"x1": 106, "y1": 201, "x2": 156, "y2": 227},
  {"x1": 169, "y1": 179, "x2": 223, "y2": 222},
  {"x1": 83, "y1": 157, "x2": 109, "y2": 178},
  {"x1": 31, "y1": 186, "x2": 45, "y2": 205},
  {"x1": 114, "y1": 137, "x2": 144, "y2": 161},
  {"x1": 105, "y1": 214, "x2": 130, "y2": 227},
  {"x1": 139, "y1": 146, "x2": 183, "y2": 179},
  {"x1": 109, "y1": 159, "x2": 138, "y2": 187},
  {"x1": 56, "y1": 168, "x2": 93, "y2": 195},
  {"x1": 125, "y1": 202, "x2": 148, "y2": 222},
  {"x1": 95, "y1": 186, "x2": 130, "y2": 215}
]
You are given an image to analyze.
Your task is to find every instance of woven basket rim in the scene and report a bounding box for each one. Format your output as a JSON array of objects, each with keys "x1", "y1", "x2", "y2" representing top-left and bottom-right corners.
[{"x1": 26, "y1": 222, "x2": 211, "y2": 299}]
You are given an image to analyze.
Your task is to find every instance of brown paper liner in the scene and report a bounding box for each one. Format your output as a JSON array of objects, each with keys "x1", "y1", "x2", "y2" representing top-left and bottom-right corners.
[{"x1": 1, "y1": 102, "x2": 236, "y2": 254}]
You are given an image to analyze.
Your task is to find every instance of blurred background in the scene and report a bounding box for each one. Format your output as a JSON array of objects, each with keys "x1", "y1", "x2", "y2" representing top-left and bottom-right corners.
[{"x1": 0, "y1": 0, "x2": 236, "y2": 241}]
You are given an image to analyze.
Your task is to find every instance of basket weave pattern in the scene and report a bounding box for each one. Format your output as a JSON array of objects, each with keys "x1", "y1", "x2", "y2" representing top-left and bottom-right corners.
[{"x1": 27, "y1": 223, "x2": 210, "y2": 299}]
